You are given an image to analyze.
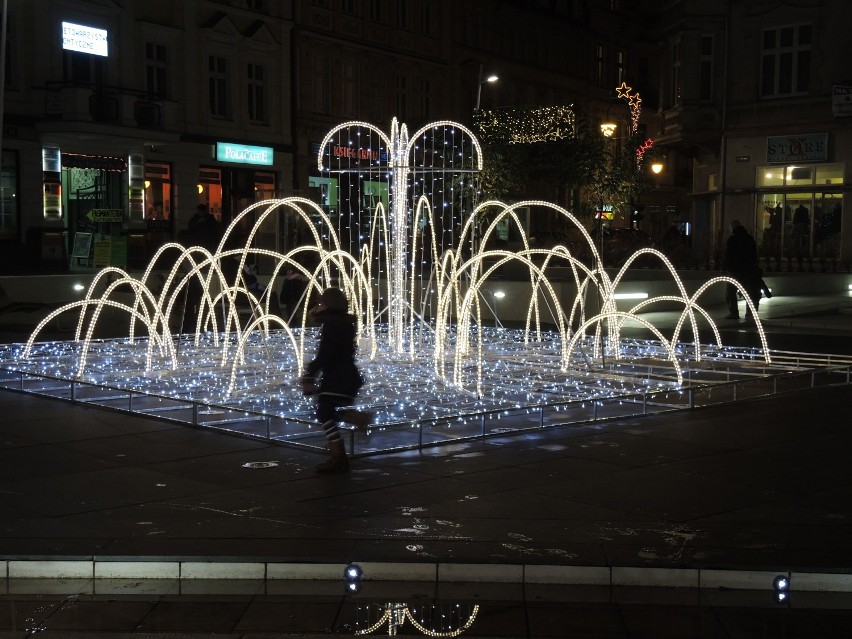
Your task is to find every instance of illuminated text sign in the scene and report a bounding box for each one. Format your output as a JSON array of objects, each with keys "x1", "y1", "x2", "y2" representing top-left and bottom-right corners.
[
  {"x1": 216, "y1": 142, "x2": 274, "y2": 166},
  {"x1": 62, "y1": 21, "x2": 109, "y2": 57}
]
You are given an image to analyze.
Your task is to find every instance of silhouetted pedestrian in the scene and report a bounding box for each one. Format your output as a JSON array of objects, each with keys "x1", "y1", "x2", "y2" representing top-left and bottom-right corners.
[
  {"x1": 723, "y1": 220, "x2": 761, "y2": 320},
  {"x1": 299, "y1": 288, "x2": 371, "y2": 473}
]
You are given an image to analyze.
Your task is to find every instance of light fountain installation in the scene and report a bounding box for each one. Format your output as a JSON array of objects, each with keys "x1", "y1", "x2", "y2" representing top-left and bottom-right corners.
[{"x1": 1, "y1": 117, "x2": 850, "y2": 456}]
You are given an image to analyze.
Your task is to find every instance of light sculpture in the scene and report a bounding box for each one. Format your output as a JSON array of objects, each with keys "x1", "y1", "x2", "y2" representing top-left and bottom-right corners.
[
  {"x1": 355, "y1": 601, "x2": 479, "y2": 637},
  {"x1": 1, "y1": 116, "x2": 777, "y2": 439}
]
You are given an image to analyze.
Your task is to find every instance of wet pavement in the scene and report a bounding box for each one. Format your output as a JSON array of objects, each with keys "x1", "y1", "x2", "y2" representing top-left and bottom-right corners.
[
  {"x1": 2, "y1": 579, "x2": 852, "y2": 637},
  {"x1": 1, "y1": 286, "x2": 852, "y2": 636}
]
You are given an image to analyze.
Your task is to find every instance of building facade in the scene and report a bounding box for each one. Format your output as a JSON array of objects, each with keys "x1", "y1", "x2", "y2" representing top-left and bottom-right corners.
[
  {"x1": 15, "y1": 0, "x2": 815, "y2": 277},
  {"x1": 1, "y1": 0, "x2": 294, "y2": 273},
  {"x1": 654, "y1": 0, "x2": 851, "y2": 271}
]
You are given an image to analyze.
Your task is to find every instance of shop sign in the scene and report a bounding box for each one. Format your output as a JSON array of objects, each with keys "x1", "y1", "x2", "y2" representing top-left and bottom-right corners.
[
  {"x1": 216, "y1": 142, "x2": 274, "y2": 166},
  {"x1": 832, "y1": 85, "x2": 852, "y2": 117},
  {"x1": 595, "y1": 204, "x2": 614, "y2": 220},
  {"x1": 62, "y1": 21, "x2": 109, "y2": 57},
  {"x1": 87, "y1": 208, "x2": 123, "y2": 223},
  {"x1": 766, "y1": 133, "x2": 828, "y2": 163}
]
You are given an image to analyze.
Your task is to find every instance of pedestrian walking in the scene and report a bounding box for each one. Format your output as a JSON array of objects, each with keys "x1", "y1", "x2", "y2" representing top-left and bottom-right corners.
[
  {"x1": 722, "y1": 220, "x2": 762, "y2": 320},
  {"x1": 299, "y1": 287, "x2": 371, "y2": 473}
]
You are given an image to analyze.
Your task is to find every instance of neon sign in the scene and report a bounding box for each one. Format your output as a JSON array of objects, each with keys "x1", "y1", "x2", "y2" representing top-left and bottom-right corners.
[{"x1": 215, "y1": 142, "x2": 274, "y2": 166}]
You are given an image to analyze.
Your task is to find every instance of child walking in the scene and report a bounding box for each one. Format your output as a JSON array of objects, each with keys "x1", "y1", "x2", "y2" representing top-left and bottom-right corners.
[{"x1": 300, "y1": 287, "x2": 370, "y2": 473}]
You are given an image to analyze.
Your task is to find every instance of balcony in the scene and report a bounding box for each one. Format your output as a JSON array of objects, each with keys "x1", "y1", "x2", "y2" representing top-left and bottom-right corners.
[{"x1": 44, "y1": 82, "x2": 166, "y2": 129}]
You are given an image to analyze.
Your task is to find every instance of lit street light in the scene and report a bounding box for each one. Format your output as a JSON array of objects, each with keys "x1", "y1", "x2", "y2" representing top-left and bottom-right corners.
[{"x1": 475, "y1": 63, "x2": 498, "y2": 112}]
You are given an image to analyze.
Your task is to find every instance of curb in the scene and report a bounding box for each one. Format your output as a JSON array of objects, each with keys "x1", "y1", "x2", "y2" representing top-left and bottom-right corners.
[{"x1": 4, "y1": 560, "x2": 852, "y2": 592}]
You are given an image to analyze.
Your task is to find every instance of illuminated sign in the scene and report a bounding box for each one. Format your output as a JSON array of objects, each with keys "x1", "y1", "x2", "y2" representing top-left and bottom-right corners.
[
  {"x1": 216, "y1": 142, "x2": 274, "y2": 166},
  {"x1": 332, "y1": 145, "x2": 379, "y2": 161},
  {"x1": 766, "y1": 133, "x2": 828, "y2": 163},
  {"x1": 62, "y1": 21, "x2": 109, "y2": 57}
]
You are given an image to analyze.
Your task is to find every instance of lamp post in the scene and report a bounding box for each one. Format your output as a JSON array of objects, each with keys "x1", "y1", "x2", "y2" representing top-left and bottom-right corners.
[
  {"x1": 474, "y1": 64, "x2": 498, "y2": 112},
  {"x1": 492, "y1": 289, "x2": 505, "y2": 328}
]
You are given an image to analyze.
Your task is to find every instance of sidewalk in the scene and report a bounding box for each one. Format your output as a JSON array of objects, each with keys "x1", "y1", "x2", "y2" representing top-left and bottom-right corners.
[
  {"x1": 2, "y1": 356, "x2": 852, "y2": 591},
  {"x1": 1, "y1": 287, "x2": 852, "y2": 592}
]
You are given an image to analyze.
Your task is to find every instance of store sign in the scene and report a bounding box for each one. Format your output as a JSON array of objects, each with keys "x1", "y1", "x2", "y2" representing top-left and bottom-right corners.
[
  {"x1": 216, "y1": 142, "x2": 274, "y2": 166},
  {"x1": 87, "y1": 209, "x2": 123, "y2": 223},
  {"x1": 832, "y1": 85, "x2": 852, "y2": 117},
  {"x1": 766, "y1": 133, "x2": 828, "y2": 163},
  {"x1": 62, "y1": 21, "x2": 109, "y2": 57}
]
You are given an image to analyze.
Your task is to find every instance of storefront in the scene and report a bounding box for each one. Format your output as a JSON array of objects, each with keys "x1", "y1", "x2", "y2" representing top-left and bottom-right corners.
[
  {"x1": 720, "y1": 131, "x2": 847, "y2": 271},
  {"x1": 753, "y1": 134, "x2": 844, "y2": 267}
]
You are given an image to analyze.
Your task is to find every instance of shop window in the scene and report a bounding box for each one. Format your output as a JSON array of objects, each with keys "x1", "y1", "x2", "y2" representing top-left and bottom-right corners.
[
  {"x1": 0, "y1": 150, "x2": 19, "y2": 240},
  {"x1": 254, "y1": 171, "x2": 277, "y2": 201},
  {"x1": 815, "y1": 164, "x2": 843, "y2": 185},
  {"x1": 308, "y1": 176, "x2": 338, "y2": 213},
  {"x1": 757, "y1": 163, "x2": 843, "y2": 187},
  {"x1": 198, "y1": 168, "x2": 223, "y2": 222},
  {"x1": 817, "y1": 194, "x2": 842, "y2": 258},
  {"x1": 144, "y1": 162, "x2": 171, "y2": 221}
]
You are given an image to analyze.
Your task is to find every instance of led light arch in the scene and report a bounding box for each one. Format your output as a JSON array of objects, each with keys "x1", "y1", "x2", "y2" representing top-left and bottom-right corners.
[{"x1": 10, "y1": 117, "x2": 776, "y2": 431}]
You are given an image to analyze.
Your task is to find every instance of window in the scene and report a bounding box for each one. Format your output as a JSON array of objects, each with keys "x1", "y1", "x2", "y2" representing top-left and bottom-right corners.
[
  {"x1": 64, "y1": 50, "x2": 104, "y2": 85},
  {"x1": 309, "y1": 54, "x2": 330, "y2": 114},
  {"x1": 143, "y1": 162, "x2": 171, "y2": 221},
  {"x1": 208, "y1": 55, "x2": 230, "y2": 118},
  {"x1": 340, "y1": 0, "x2": 356, "y2": 13},
  {"x1": 396, "y1": 75, "x2": 407, "y2": 119},
  {"x1": 615, "y1": 50, "x2": 625, "y2": 86},
  {"x1": 670, "y1": 40, "x2": 681, "y2": 106},
  {"x1": 246, "y1": 0, "x2": 266, "y2": 10},
  {"x1": 0, "y1": 151, "x2": 19, "y2": 240},
  {"x1": 698, "y1": 35, "x2": 713, "y2": 101},
  {"x1": 595, "y1": 44, "x2": 605, "y2": 86},
  {"x1": 421, "y1": 0, "x2": 433, "y2": 35},
  {"x1": 396, "y1": 0, "x2": 408, "y2": 28},
  {"x1": 421, "y1": 78, "x2": 431, "y2": 120},
  {"x1": 370, "y1": 0, "x2": 384, "y2": 22},
  {"x1": 341, "y1": 61, "x2": 355, "y2": 117},
  {"x1": 756, "y1": 163, "x2": 842, "y2": 187},
  {"x1": 370, "y1": 82, "x2": 385, "y2": 123},
  {"x1": 145, "y1": 43, "x2": 167, "y2": 98},
  {"x1": 4, "y1": 13, "x2": 14, "y2": 89},
  {"x1": 761, "y1": 24, "x2": 811, "y2": 97},
  {"x1": 247, "y1": 63, "x2": 267, "y2": 123}
]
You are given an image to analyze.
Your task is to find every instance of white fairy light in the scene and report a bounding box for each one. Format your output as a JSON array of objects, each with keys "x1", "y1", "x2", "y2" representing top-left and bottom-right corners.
[{"x1": 3, "y1": 117, "x2": 822, "y2": 450}]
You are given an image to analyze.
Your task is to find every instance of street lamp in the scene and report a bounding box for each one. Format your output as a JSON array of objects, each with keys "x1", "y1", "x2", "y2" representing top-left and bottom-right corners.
[
  {"x1": 475, "y1": 64, "x2": 498, "y2": 112},
  {"x1": 651, "y1": 161, "x2": 664, "y2": 174},
  {"x1": 492, "y1": 289, "x2": 505, "y2": 328}
]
